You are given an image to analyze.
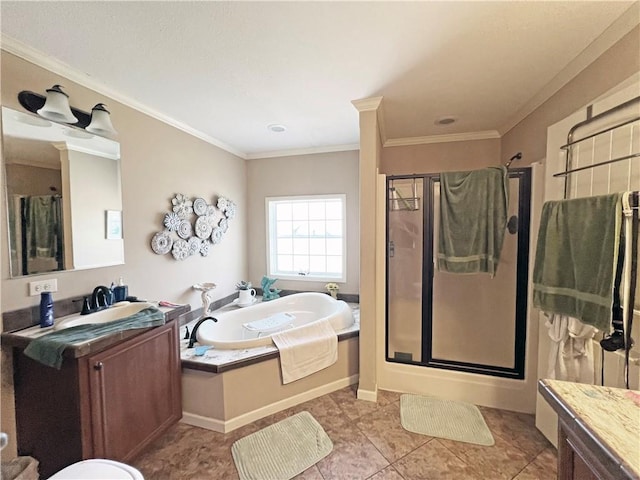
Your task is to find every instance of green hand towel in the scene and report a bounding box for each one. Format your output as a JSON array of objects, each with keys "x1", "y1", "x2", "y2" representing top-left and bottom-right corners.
[
  {"x1": 532, "y1": 193, "x2": 622, "y2": 331},
  {"x1": 437, "y1": 166, "x2": 509, "y2": 277},
  {"x1": 23, "y1": 307, "x2": 166, "y2": 369}
]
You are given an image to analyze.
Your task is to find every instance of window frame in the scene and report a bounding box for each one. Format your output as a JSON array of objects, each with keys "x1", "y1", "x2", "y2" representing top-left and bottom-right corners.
[{"x1": 265, "y1": 194, "x2": 347, "y2": 283}]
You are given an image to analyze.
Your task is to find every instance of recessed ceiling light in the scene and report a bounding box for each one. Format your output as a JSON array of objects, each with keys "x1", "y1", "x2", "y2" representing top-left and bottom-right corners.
[
  {"x1": 268, "y1": 124, "x2": 287, "y2": 133},
  {"x1": 435, "y1": 116, "x2": 457, "y2": 126}
]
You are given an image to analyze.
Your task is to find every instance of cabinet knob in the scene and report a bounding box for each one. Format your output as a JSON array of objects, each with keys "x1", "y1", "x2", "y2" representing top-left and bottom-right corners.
[{"x1": 94, "y1": 362, "x2": 103, "y2": 371}]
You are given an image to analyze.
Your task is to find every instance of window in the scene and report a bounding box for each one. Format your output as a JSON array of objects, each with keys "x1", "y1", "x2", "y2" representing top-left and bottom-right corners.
[{"x1": 266, "y1": 194, "x2": 346, "y2": 282}]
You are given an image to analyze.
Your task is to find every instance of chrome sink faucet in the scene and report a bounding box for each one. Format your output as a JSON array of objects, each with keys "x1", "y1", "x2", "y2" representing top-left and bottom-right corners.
[{"x1": 187, "y1": 316, "x2": 218, "y2": 348}]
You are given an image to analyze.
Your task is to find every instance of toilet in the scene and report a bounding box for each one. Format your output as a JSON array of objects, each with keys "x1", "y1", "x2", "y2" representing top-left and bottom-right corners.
[{"x1": 48, "y1": 459, "x2": 144, "y2": 479}]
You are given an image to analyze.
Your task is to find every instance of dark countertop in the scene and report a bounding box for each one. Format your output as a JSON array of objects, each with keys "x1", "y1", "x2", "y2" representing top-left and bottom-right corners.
[{"x1": 1, "y1": 304, "x2": 191, "y2": 359}]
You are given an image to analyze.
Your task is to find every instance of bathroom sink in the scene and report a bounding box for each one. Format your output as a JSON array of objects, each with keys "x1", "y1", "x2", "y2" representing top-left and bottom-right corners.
[{"x1": 54, "y1": 302, "x2": 157, "y2": 330}]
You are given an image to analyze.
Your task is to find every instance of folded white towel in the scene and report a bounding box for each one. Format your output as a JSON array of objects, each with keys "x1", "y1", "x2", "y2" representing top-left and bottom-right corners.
[{"x1": 272, "y1": 319, "x2": 338, "y2": 384}]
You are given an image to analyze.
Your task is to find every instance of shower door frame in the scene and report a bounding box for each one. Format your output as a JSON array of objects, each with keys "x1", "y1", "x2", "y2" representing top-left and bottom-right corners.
[{"x1": 385, "y1": 167, "x2": 531, "y2": 379}]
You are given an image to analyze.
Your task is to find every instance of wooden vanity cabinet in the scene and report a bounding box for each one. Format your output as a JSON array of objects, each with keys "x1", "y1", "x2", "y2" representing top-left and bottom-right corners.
[
  {"x1": 13, "y1": 320, "x2": 181, "y2": 478},
  {"x1": 539, "y1": 379, "x2": 639, "y2": 480},
  {"x1": 558, "y1": 419, "x2": 609, "y2": 480}
]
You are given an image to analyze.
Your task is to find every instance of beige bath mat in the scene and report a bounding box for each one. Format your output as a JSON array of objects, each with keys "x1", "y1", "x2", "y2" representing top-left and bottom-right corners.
[
  {"x1": 232, "y1": 411, "x2": 333, "y2": 480},
  {"x1": 400, "y1": 394, "x2": 495, "y2": 446}
]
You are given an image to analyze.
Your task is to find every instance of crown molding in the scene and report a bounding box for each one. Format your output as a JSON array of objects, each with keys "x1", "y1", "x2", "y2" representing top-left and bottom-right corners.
[
  {"x1": 351, "y1": 96, "x2": 383, "y2": 112},
  {"x1": 384, "y1": 130, "x2": 501, "y2": 148},
  {"x1": 1, "y1": 34, "x2": 248, "y2": 159},
  {"x1": 245, "y1": 143, "x2": 360, "y2": 160},
  {"x1": 498, "y1": 3, "x2": 640, "y2": 136},
  {"x1": 351, "y1": 96, "x2": 386, "y2": 147}
]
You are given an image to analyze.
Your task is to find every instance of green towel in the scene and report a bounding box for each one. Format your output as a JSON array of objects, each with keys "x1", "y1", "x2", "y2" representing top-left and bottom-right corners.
[
  {"x1": 23, "y1": 307, "x2": 166, "y2": 369},
  {"x1": 533, "y1": 193, "x2": 622, "y2": 331},
  {"x1": 28, "y1": 196, "x2": 58, "y2": 258},
  {"x1": 437, "y1": 166, "x2": 509, "y2": 277}
]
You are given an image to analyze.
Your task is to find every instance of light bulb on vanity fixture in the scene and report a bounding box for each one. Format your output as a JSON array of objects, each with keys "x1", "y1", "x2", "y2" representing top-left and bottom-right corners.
[
  {"x1": 36, "y1": 85, "x2": 78, "y2": 124},
  {"x1": 86, "y1": 103, "x2": 117, "y2": 136},
  {"x1": 17, "y1": 86, "x2": 116, "y2": 138}
]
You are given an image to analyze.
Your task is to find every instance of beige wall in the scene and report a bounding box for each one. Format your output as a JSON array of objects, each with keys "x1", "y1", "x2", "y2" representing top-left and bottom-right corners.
[
  {"x1": 65, "y1": 149, "x2": 123, "y2": 270},
  {"x1": 381, "y1": 138, "x2": 501, "y2": 174},
  {"x1": 1, "y1": 51, "x2": 248, "y2": 457},
  {"x1": 246, "y1": 150, "x2": 359, "y2": 294},
  {"x1": 5, "y1": 164, "x2": 62, "y2": 196},
  {"x1": 1, "y1": 51, "x2": 247, "y2": 311},
  {"x1": 501, "y1": 25, "x2": 640, "y2": 165}
]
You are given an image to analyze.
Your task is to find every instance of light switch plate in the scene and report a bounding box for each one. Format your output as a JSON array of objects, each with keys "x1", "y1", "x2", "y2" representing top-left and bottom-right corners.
[{"x1": 28, "y1": 279, "x2": 58, "y2": 296}]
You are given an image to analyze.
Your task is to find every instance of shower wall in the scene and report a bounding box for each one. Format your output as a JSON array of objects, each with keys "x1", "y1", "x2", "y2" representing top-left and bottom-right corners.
[
  {"x1": 387, "y1": 178, "x2": 424, "y2": 362},
  {"x1": 386, "y1": 170, "x2": 529, "y2": 378},
  {"x1": 381, "y1": 138, "x2": 500, "y2": 175},
  {"x1": 378, "y1": 138, "x2": 543, "y2": 413},
  {"x1": 382, "y1": 138, "x2": 515, "y2": 371},
  {"x1": 431, "y1": 178, "x2": 520, "y2": 369}
]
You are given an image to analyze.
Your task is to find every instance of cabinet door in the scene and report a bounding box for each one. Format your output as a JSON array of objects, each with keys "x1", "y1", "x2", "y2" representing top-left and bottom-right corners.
[
  {"x1": 558, "y1": 425, "x2": 609, "y2": 480},
  {"x1": 86, "y1": 322, "x2": 181, "y2": 461},
  {"x1": 13, "y1": 350, "x2": 85, "y2": 479}
]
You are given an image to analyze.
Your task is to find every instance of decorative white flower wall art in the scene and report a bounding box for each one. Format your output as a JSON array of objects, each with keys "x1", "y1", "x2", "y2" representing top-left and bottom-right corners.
[{"x1": 151, "y1": 194, "x2": 237, "y2": 260}]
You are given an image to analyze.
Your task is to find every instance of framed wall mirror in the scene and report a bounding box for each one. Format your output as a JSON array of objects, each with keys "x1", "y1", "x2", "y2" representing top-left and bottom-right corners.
[{"x1": 2, "y1": 106, "x2": 124, "y2": 278}]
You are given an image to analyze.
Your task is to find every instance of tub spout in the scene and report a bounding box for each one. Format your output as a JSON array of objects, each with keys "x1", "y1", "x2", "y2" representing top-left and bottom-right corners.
[{"x1": 187, "y1": 316, "x2": 218, "y2": 348}]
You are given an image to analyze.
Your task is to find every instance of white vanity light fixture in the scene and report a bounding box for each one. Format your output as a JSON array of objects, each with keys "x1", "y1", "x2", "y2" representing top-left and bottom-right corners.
[
  {"x1": 37, "y1": 85, "x2": 78, "y2": 124},
  {"x1": 19, "y1": 88, "x2": 116, "y2": 138},
  {"x1": 86, "y1": 103, "x2": 117, "y2": 136}
]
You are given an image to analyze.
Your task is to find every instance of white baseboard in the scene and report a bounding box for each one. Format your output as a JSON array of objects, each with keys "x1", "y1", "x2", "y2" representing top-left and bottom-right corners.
[
  {"x1": 181, "y1": 412, "x2": 226, "y2": 433},
  {"x1": 357, "y1": 387, "x2": 377, "y2": 402},
  {"x1": 181, "y1": 374, "x2": 359, "y2": 433}
]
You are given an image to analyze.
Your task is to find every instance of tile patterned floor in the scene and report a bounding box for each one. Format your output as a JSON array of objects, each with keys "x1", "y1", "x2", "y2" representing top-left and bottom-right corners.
[{"x1": 132, "y1": 386, "x2": 557, "y2": 480}]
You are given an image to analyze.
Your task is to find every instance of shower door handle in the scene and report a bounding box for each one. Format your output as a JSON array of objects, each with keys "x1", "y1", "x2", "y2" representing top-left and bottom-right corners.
[{"x1": 389, "y1": 241, "x2": 395, "y2": 257}]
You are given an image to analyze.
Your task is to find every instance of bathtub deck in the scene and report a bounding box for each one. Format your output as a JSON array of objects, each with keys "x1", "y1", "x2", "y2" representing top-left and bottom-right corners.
[{"x1": 180, "y1": 300, "x2": 360, "y2": 373}]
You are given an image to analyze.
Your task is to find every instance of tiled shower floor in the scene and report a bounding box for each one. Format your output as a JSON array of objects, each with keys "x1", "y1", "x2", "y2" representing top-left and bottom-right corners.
[{"x1": 132, "y1": 385, "x2": 556, "y2": 479}]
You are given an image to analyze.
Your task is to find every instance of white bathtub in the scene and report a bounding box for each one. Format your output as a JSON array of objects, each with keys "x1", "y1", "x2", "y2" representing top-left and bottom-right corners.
[{"x1": 196, "y1": 292, "x2": 354, "y2": 349}]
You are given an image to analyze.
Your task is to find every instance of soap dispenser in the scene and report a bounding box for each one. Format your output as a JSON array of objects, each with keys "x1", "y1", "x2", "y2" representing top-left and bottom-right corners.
[{"x1": 113, "y1": 277, "x2": 128, "y2": 302}]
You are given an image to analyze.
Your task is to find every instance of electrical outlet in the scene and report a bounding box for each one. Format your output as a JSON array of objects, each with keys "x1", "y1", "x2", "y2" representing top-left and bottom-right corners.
[{"x1": 28, "y1": 279, "x2": 58, "y2": 296}]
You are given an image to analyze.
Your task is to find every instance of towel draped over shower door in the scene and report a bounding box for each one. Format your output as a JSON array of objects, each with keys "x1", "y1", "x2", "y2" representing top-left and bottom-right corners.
[{"x1": 437, "y1": 166, "x2": 509, "y2": 277}]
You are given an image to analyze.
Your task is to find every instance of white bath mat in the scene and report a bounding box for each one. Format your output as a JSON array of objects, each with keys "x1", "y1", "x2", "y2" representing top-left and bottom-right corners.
[
  {"x1": 232, "y1": 411, "x2": 333, "y2": 480},
  {"x1": 400, "y1": 394, "x2": 495, "y2": 446}
]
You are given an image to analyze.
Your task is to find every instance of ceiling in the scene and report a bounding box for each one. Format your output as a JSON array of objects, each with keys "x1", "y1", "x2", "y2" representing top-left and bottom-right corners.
[{"x1": 1, "y1": 1, "x2": 638, "y2": 159}]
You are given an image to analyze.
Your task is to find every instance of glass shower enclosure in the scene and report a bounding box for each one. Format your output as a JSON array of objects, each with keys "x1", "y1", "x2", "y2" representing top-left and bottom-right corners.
[{"x1": 386, "y1": 169, "x2": 531, "y2": 378}]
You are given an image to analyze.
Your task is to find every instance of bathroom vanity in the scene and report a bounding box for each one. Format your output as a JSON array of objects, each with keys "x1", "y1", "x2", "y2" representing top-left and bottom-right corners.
[
  {"x1": 2, "y1": 304, "x2": 189, "y2": 479},
  {"x1": 538, "y1": 379, "x2": 640, "y2": 480}
]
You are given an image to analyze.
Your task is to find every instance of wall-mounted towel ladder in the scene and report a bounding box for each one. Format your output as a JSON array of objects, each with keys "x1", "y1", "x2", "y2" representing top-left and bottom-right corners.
[
  {"x1": 553, "y1": 96, "x2": 640, "y2": 197},
  {"x1": 553, "y1": 94, "x2": 640, "y2": 389}
]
